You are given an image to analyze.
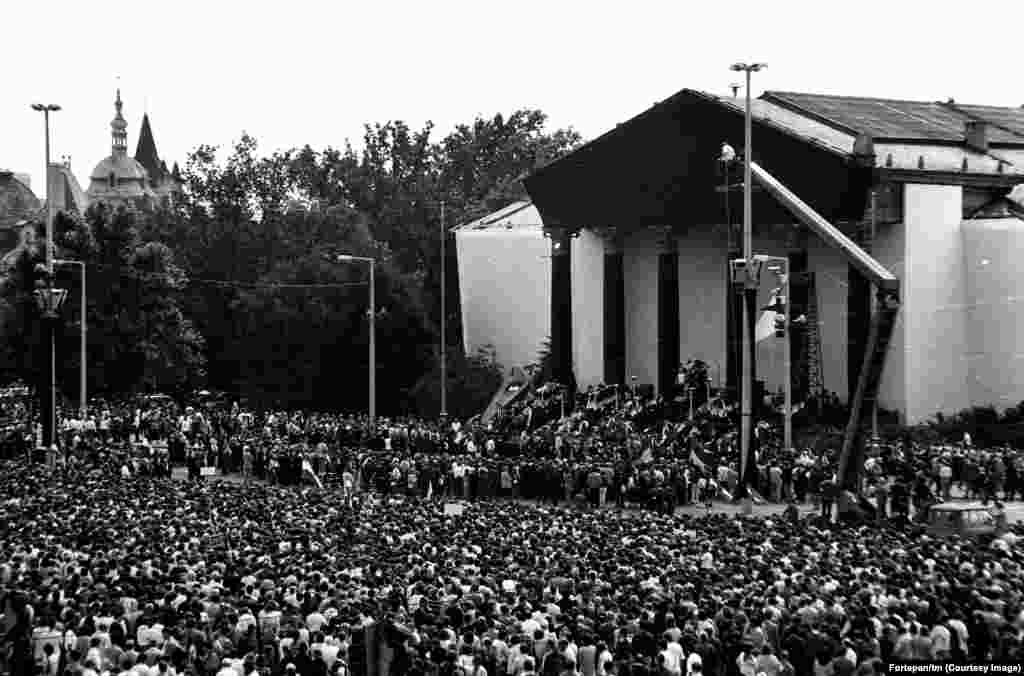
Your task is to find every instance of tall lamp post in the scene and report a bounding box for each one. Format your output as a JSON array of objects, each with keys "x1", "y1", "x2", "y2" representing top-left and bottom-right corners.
[
  {"x1": 336, "y1": 255, "x2": 376, "y2": 430},
  {"x1": 31, "y1": 102, "x2": 61, "y2": 450},
  {"x1": 729, "y1": 62, "x2": 765, "y2": 508},
  {"x1": 56, "y1": 260, "x2": 86, "y2": 420},
  {"x1": 440, "y1": 201, "x2": 447, "y2": 421}
]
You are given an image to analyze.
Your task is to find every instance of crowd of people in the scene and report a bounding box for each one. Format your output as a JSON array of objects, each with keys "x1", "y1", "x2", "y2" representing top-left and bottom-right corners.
[
  {"x1": 1, "y1": 383, "x2": 1023, "y2": 676},
  {"x1": 1, "y1": 456, "x2": 1023, "y2": 676},
  {"x1": 3, "y1": 383, "x2": 1023, "y2": 522}
]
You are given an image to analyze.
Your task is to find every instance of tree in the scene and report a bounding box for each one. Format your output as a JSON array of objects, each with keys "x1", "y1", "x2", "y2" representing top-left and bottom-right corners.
[
  {"x1": 286, "y1": 112, "x2": 581, "y2": 416},
  {"x1": 54, "y1": 205, "x2": 206, "y2": 396},
  {"x1": 227, "y1": 205, "x2": 435, "y2": 411},
  {"x1": 132, "y1": 110, "x2": 581, "y2": 415},
  {"x1": 0, "y1": 222, "x2": 47, "y2": 389},
  {"x1": 406, "y1": 345, "x2": 504, "y2": 420}
]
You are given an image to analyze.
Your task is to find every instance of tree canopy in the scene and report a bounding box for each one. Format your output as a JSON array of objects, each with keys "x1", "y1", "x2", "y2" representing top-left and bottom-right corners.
[{"x1": 0, "y1": 109, "x2": 582, "y2": 415}]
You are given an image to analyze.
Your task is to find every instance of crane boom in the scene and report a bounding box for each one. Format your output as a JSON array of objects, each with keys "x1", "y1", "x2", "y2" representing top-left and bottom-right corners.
[{"x1": 748, "y1": 162, "x2": 901, "y2": 491}]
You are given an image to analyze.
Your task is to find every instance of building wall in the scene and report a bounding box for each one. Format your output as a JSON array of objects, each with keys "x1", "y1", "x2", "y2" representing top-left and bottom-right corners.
[
  {"x1": 455, "y1": 228, "x2": 550, "y2": 373},
  {"x1": 873, "y1": 218, "x2": 907, "y2": 416},
  {"x1": 624, "y1": 227, "x2": 660, "y2": 389},
  {"x1": 572, "y1": 229, "x2": 605, "y2": 389},
  {"x1": 962, "y1": 217, "x2": 1024, "y2": 411},
  {"x1": 903, "y1": 184, "x2": 970, "y2": 424},
  {"x1": 677, "y1": 224, "x2": 728, "y2": 389}
]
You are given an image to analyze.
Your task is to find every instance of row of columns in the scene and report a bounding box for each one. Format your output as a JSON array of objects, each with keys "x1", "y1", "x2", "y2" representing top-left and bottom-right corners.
[{"x1": 546, "y1": 225, "x2": 682, "y2": 396}]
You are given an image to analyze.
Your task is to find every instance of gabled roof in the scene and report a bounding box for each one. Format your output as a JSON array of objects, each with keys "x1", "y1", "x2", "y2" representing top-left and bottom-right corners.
[
  {"x1": 761, "y1": 91, "x2": 1024, "y2": 146},
  {"x1": 135, "y1": 113, "x2": 163, "y2": 180}
]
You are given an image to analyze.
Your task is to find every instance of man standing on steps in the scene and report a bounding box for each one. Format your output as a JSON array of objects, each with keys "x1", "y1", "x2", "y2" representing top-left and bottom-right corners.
[
  {"x1": 820, "y1": 475, "x2": 838, "y2": 522},
  {"x1": 587, "y1": 467, "x2": 602, "y2": 508}
]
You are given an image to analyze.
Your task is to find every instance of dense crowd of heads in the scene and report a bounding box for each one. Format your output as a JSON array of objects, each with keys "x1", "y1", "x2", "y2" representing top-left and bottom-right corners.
[{"x1": 2, "y1": 458, "x2": 1024, "y2": 676}]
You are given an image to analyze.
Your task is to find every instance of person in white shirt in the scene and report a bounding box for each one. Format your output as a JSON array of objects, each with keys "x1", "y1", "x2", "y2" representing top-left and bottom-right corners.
[
  {"x1": 216, "y1": 658, "x2": 238, "y2": 676},
  {"x1": 659, "y1": 638, "x2": 682, "y2": 676},
  {"x1": 685, "y1": 652, "x2": 702, "y2": 676},
  {"x1": 947, "y1": 613, "x2": 969, "y2": 658},
  {"x1": 596, "y1": 645, "x2": 612, "y2": 676},
  {"x1": 930, "y1": 622, "x2": 952, "y2": 659}
]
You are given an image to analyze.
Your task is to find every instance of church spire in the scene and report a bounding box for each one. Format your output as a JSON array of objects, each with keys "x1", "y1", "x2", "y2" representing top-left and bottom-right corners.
[
  {"x1": 135, "y1": 112, "x2": 162, "y2": 180},
  {"x1": 111, "y1": 88, "x2": 128, "y2": 158}
]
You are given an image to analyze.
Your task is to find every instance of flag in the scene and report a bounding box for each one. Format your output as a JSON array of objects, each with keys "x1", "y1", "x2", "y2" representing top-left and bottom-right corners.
[
  {"x1": 301, "y1": 459, "x2": 324, "y2": 489},
  {"x1": 755, "y1": 310, "x2": 776, "y2": 343},
  {"x1": 756, "y1": 292, "x2": 784, "y2": 343}
]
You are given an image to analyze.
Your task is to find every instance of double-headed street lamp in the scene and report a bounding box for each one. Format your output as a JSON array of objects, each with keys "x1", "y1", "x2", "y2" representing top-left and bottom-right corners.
[
  {"x1": 31, "y1": 102, "x2": 61, "y2": 449},
  {"x1": 336, "y1": 255, "x2": 376, "y2": 430},
  {"x1": 728, "y1": 62, "x2": 765, "y2": 508}
]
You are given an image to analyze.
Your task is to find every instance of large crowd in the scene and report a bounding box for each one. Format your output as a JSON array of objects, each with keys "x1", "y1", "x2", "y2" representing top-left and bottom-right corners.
[
  {"x1": 1, "y1": 386, "x2": 1023, "y2": 676},
  {"x1": 14, "y1": 386, "x2": 1023, "y2": 523}
]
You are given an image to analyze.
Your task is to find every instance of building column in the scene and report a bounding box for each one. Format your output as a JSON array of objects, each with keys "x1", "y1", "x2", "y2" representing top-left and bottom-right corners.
[
  {"x1": 787, "y1": 229, "x2": 810, "y2": 403},
  {"x1": 656, "y1": 226, "x2": 680, "y2": 397},
  {"x1": 545, "y1": 225, "x2": 576, "y2": 391},
  {"x1": 598, "y1": 227, "x2": 626, "y2": 385},
  {"x1": 725, "y1": 243, "x2": 742, "y2": 399}
]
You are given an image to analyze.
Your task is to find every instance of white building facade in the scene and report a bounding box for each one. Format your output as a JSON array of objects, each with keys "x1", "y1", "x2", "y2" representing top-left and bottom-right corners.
[{"x1": 458, "y1": 89, "x2": 1024, "y2": 424}]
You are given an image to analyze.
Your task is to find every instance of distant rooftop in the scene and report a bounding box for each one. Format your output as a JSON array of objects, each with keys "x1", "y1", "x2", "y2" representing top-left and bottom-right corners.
[{"x1": 761, "y1": 91, "x2": 1024, "y2": 146}]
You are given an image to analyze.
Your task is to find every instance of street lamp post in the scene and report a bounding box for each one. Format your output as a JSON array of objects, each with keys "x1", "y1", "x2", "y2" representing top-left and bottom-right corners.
[
  {"x1": 729, "y1": 62, "x2": 765, "y2": 508},
  {"x1": 440, "y1": 201, "x2": 447, "y2": 421},
  {"x1": 56, "y1": 260, "x2": 86, "y2": 420},
  {"x1": 31, "y1": 102, "x2": 61, "y2": 449},
  {"x1": 337, "y1": 255, "x2": 376, "y2": 430}
]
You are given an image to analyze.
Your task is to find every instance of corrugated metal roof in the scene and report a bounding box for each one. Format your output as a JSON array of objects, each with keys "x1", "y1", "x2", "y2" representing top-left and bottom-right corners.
[
  {"x1": 950, "y1": 103, "x2": 1024, "y2": 139},
  {"x1": 762, "y1": 91, "x2": 1024, "y2": 146},
  {"x1": 453, "y1": 200, "x2": 542, "y2": 232},
  {"x1": 710, "y1": 95, "x2": 857, "y2": 156}
]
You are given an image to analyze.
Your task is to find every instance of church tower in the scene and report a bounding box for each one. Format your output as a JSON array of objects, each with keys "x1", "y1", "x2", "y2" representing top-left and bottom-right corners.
[
  {"x1": 85, "y1": 90, "x2": 181, "y2": 210},
  {"x1": 135, "y1": 111, "x2": 182, "y2": 204}
]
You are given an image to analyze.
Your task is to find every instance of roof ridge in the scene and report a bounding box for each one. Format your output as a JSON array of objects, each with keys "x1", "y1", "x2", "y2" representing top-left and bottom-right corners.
[{"x1": 764, "y1": 90, "x2": 952, "y2": 107}]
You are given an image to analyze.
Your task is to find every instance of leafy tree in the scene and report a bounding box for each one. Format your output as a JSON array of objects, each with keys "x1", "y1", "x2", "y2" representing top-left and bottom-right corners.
[
  {"x1": 0, "y1": 222, "x2": 47, "y2": 388},
  {"x1": 129, "y1": 110, "x2": 581, "y2": 416},
  {"x1": 228, "y1": 206, "x2": 434, "y2": 411},
  {"x1": 54, "y1": 205, "x2": 206, "y2": 396},
  {"x1": 406, "y1": 345, "x2": 504, "y2": 420}
]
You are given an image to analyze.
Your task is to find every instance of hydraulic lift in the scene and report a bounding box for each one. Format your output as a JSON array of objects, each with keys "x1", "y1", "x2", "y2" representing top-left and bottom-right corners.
[{"x1": 748, "y1": 162, "x2": 901, "y2": 493}]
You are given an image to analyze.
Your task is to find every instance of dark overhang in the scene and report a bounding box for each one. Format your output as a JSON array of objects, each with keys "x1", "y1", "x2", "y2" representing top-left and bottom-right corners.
[{"x1": 524, "y1": 89, "x2": 870, "y2": 232}]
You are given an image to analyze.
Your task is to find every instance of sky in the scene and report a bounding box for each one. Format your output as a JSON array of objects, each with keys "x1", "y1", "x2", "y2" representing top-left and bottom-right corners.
[{"x1": 4, "y1": 0, "x2": 1023, "y2": 198}]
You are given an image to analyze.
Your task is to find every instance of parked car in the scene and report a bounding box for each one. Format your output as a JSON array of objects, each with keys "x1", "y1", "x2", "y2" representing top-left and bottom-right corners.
[{"x1": 926, "y1": 502, "x2": 997, "y2": 537}]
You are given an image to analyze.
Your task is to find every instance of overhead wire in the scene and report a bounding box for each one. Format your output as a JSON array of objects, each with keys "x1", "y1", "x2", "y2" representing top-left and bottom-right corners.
[{"x1": 49, "y1": 259, "x2": 369, "y2": 290}]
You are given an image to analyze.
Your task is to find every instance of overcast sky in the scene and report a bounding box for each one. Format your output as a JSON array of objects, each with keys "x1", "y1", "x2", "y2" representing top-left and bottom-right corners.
[{"x1": 5, "y1": 0, "x2": 1023, "y2": 198}]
